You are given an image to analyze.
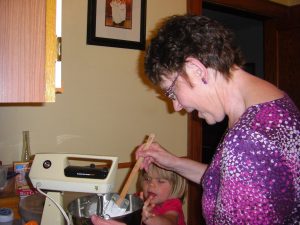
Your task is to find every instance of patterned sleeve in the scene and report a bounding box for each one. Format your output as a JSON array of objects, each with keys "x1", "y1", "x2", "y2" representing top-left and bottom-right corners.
[{"x1": 218, "y1": 133, "x2": 298, "y2": 224}]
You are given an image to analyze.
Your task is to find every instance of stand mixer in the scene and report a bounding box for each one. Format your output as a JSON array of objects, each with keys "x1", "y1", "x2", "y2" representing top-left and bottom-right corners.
[{"x1": 29, "y1": 153, "x2": 118, "y2": 225}]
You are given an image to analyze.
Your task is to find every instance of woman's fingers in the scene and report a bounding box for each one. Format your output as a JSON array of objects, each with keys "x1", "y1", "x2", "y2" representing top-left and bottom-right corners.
[{"x1": 91, "y1": 215, "x2": 125, "y2": 225}]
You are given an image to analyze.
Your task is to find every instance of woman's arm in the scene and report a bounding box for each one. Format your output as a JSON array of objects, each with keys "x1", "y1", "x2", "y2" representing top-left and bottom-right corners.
[
  {"x1": 172, "y1": 157, "x2": 207, "y2": 184},
  {"x1": 136, "y1": 142, "x2": 207, "y2": 184}
]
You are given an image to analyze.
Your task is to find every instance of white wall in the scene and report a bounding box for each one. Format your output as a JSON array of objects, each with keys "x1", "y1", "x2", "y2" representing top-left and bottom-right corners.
[{"x1": 0, "y1": 0, "x2": 187, "y2": 202}]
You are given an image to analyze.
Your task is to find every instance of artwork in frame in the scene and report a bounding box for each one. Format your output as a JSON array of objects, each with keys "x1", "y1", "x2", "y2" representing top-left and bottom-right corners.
[{"x1": 87, "y1": 0, "x2": 147, "y2": 50}]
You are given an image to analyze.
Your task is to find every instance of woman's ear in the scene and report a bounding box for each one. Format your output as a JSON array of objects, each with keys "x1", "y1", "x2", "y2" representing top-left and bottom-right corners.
[{"x1": 184, "y1": 57, "x2": 208, "y2": 85}]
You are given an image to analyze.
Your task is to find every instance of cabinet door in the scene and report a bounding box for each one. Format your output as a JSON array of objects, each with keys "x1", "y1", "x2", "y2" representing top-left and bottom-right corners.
[{"x1": 0, "y1": 0, "x2": 56, "y2": 103}]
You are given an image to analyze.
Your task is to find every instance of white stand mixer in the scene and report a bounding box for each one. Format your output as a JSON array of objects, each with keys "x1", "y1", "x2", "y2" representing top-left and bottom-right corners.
[{"x1": 29, "y1": 153, "x2": 118, "y2": 225}]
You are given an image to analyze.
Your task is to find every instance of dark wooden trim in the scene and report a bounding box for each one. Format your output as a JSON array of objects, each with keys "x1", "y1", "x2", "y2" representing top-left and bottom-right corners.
[
  {"x1": 277, "y1": 5, "x2": 300, "y2": 108},
  {"x1": 187, "y1": 112, "x2": 203, "y2": 163},
  {"x1": 187, "y1": 0, "x2": 202, "y2": 15},
  {"x1": 288, "y1": 5, "x2": 300, "y2": 27},
  {"x1": 187, "y1": 112, "x2": 204, "y2": 225},
  {"x1": 118, "y1": 162, "x2": 134, "y2": 169}
]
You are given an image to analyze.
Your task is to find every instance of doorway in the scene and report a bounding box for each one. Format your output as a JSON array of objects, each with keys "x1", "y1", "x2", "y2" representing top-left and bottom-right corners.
[{"x1": 201, "y1": 2, "x2": 264, "y2": 165}]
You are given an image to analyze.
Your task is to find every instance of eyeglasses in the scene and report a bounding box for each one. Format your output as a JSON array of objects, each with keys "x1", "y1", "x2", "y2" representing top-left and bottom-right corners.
[{"x1": 164, "y1": 73, "x2": 180, "y2": 100}]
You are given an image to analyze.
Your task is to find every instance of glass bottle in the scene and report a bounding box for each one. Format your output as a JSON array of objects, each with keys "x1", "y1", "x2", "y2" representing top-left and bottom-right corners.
[{"x1": 21, "y1": 131, "x2": 31, "y2": 162}]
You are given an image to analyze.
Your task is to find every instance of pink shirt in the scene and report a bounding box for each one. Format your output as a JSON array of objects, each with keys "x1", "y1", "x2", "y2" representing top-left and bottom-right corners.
[{"x1": 152, "y1": 198, "x2": 186, "y2": 225}]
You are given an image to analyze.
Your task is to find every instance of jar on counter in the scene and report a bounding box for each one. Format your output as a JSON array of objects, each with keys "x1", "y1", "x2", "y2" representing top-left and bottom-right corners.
[{"x1": 0, "y1": 208, "x2": 13, "y2": 225}]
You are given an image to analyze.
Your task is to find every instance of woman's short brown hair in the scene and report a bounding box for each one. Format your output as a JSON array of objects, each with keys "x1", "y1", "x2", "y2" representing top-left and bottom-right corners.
[{"x1": 145, "y1": 15, "x2": 245, "y2": 84}]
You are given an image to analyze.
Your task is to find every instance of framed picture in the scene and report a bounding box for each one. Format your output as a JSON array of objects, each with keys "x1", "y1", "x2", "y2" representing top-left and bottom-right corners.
[{"x1": 87, "y1": 0, "x2": 147, "y2": 50}]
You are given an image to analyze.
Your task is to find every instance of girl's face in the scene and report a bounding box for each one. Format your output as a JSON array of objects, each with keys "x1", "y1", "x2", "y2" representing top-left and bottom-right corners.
[{"x1": 142, "y1": 172, "x2": 173, "y2": 205}]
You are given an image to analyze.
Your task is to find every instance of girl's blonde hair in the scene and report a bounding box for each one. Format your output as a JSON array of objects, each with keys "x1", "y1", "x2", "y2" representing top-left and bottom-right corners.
[{"x1": 138, "y1": 164, "x2": 187, "y2": 200}]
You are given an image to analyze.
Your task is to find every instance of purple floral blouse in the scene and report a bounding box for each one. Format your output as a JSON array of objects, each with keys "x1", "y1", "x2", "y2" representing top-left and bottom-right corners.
[{"x1": 202, "y1": 95, "x2": 300, "y2": 224}]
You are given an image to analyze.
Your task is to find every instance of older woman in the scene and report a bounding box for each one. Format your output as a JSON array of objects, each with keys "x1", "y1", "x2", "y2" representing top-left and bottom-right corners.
[{"x1": 93, "y1": 15, "x2": 300, "y2": 225}]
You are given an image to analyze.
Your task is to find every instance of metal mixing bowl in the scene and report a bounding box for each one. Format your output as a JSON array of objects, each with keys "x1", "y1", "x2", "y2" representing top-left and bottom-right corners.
[{"x1": 68, "y1": 193, "x2": 143, "y2": 225}]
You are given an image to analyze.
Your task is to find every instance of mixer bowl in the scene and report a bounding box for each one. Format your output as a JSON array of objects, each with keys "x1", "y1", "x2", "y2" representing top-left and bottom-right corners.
[{"x1": 68, "y1": 193, "x2": 143, "y2": 225}]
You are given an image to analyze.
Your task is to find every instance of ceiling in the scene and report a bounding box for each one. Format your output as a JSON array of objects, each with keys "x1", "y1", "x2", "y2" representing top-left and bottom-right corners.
[{"x1": 269, "y1": 0, "x2": 300, "y2": 6}]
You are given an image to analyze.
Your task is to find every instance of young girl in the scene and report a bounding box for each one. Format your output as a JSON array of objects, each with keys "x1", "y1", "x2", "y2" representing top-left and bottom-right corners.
[{"x1": 138, "y1": 164, "x2": 187, "y2": 225}]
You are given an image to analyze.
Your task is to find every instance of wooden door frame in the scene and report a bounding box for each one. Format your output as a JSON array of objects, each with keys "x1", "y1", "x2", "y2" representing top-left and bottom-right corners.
[{"x1": 186, "y1": 1, "x2": 289, "y2": 224}]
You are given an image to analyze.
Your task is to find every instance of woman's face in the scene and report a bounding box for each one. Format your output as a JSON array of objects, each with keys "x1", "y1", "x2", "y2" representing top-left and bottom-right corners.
[
  {"x1": 160, "y1": 70, "x2": 226, "y2": 125},
  {"x1": 142, "y1": 172, "x2": 173, "y2": 205}
]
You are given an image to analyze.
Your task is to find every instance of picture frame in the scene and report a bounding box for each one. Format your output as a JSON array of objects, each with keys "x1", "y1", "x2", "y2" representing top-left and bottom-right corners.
[{"x1": 87, "y1": 0, "x2": 147, "y2": 50}]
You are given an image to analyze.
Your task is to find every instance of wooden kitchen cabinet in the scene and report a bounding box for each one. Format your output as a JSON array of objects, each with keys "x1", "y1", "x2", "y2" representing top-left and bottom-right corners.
[{"x1": 0, "y1": 0, "x2": 58, "y2": 103}]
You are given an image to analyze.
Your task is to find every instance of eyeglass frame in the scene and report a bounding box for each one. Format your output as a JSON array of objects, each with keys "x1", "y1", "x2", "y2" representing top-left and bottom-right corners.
[{"x1": 164, "y1": 73, "x2": 180, "y2": 100}]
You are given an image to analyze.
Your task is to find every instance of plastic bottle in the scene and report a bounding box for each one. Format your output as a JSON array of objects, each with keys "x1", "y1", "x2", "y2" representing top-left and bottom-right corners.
[{"x1": 21, "y1": 131, "x2": 31, "y2": 162}]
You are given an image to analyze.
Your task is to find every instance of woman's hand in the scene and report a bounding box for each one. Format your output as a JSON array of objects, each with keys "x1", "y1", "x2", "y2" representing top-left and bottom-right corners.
[
  {"x1": 136, "y1": 141, "x2": 208, "y2": 184},
  {"x1": 135, "y1": 142, "x2": 179, "y2": 172},
  {"x1": 91, "y1": 215, "x2": 125, "y2": 225}
]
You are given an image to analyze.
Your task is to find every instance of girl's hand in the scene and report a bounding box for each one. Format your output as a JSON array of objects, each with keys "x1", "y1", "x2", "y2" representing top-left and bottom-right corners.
[
  {"x1": 91, "y1": 215, "x2": 125, "y2": 225},
  {"x1": 141, "y1": 196, "x2": 156, "y2": 224},
  {"x1": 139, "y1": 191, "x2": 145, "y2": 201}
]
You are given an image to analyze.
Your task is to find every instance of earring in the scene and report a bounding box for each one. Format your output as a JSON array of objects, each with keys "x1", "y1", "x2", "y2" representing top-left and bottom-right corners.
[{"x1": 202, "y1": 78, "x2": 207, "y2": 84}]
